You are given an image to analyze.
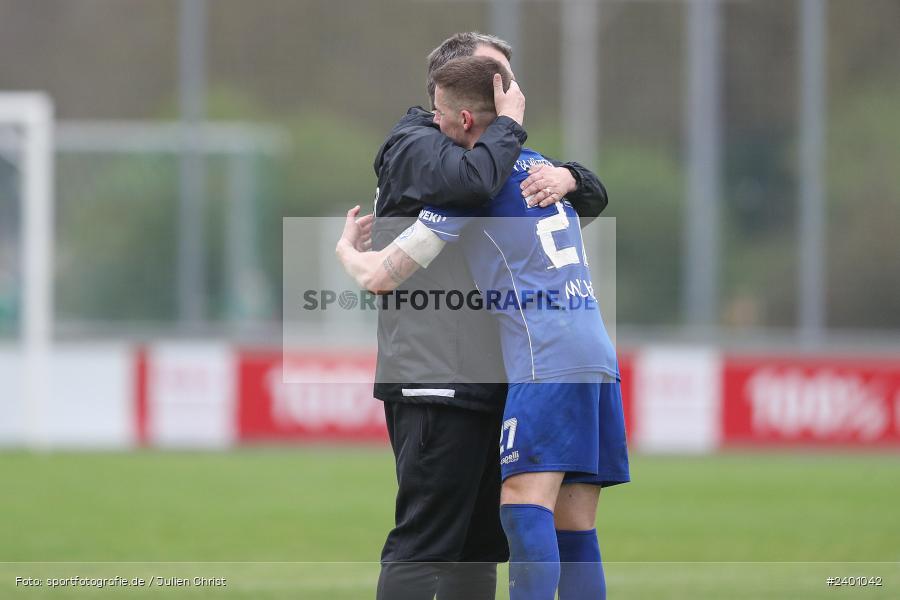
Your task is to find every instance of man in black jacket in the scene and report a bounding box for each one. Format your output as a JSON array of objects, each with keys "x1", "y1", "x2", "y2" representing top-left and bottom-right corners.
[{"x1": 368, "y1": 32, "x2": 608, "y2": 600}]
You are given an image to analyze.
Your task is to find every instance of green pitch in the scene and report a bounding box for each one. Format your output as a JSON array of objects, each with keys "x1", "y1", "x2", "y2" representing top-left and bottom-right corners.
[{"x1": 1, "y1": 449, "x2": 897, "y2": 598}]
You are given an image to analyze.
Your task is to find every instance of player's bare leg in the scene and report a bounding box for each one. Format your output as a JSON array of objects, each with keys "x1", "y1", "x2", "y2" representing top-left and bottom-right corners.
[
  {"x1": 500, "y1": 471, "x2": 565, "y2": 509},
  {"x1": 554, "y1": 482, "x2": 600, "y2": 530},
  {"x1": 554, "y1": 483, "x2": 606, "y2": 600},
  {"x1": 499, "y1": 471, "x2": 565, "y2": 600}
]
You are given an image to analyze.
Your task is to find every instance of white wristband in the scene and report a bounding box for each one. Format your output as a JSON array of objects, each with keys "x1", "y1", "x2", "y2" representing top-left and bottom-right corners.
[{"x1": 393, "y1": 221, "x2": 446, "y2": 268}]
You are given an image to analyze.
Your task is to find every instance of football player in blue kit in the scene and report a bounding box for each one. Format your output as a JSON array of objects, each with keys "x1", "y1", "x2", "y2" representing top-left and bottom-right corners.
[{"x1": 337, "y1": 56, "x2": 629, "y2": 600}]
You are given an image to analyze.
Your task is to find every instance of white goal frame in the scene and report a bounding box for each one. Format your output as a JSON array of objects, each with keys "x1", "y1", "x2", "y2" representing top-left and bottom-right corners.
[{"x1": 0, "y1": 93, "x2": 54, "y2": 450}]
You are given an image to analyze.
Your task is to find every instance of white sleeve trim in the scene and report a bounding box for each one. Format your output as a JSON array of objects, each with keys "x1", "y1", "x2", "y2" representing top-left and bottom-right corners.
[
  {"x1": 401, "y1": 388, "x2": 456, "y2": 398},
  {"x1": 393, "y1": 221, "x2": 447, "y2": 269}
]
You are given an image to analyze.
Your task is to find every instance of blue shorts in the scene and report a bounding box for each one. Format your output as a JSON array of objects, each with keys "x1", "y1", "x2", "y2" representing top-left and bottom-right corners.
[{"x1": 500, "y1": 373, "x2": 630, "y2": 487}]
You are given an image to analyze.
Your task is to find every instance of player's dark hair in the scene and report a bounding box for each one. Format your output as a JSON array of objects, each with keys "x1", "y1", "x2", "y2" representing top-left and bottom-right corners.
[
  {"x1": 432, "y1": 56, "x2": 512, "y2": 116},
  {"x1": 426, "y1": 32, "x2": 512, "y2": 105}
]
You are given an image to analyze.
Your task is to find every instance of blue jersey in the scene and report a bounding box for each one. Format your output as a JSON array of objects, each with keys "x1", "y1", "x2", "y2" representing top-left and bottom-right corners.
[{"x1": 418, "y1": 148, "x2": 618, "y2": 383}]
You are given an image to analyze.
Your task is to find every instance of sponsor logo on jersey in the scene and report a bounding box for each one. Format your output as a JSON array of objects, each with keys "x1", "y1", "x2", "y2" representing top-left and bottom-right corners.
[
  {"x1": 564, "y1": 278, "x2": 596, "y2": 301},
  {"x1": 513, "y1": 157, "x2": 553, "y2": 173},
  {"x1": 418, "y1": 209, "x2": 447, "y2": 224},
  {"x1": 500, "y1": 450, "x2": 520, "y2": 465}
]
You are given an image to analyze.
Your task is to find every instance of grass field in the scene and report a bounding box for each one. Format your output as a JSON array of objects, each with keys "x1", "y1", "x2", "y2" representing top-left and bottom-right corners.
[{"x1": 1, "y1": 449, "x2": 898, "y2": 598}]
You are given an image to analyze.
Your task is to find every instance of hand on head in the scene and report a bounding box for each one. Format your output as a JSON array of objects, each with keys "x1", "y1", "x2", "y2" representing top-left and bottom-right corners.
[{"x1": 493, "y1": 73, "x2": 525, "y2": 125}]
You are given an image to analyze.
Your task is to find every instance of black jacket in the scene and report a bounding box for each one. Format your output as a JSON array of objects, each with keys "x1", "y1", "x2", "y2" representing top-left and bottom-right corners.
[{"x1": 371, "y1": 107, "x2": 609, "y2": 412}]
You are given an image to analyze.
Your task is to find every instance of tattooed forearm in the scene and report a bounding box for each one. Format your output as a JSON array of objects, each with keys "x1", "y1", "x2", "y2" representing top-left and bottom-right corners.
[
  {"x1": 337, "y1": 238, "x2": 420, "y2": 293},
  {"x1": 383, "y1": 255, "x2": 406, "y2": 285}
]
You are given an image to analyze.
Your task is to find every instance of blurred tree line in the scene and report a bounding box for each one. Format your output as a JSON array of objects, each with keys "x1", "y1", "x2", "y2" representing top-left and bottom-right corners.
[{"x1": 0, "y1": 0, "x2": 897, "y2": 334}]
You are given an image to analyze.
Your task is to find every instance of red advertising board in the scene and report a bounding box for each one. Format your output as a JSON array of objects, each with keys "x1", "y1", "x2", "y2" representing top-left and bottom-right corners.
[
  {"x1": 237, "y1": 349, "x2": 388, "y2": 443},
  {"x1": 129, "y1": 344, "x2": 900, "y2": 450},
  {"x1": 722, "y1": 355, "x2": 900, "y2": 447},
  {"x1": 236, "y1": 349, "x2": 637, "y2": 445},
  {"x1": 617, "y1": 352, "x2": 636, "y2": 439}
]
